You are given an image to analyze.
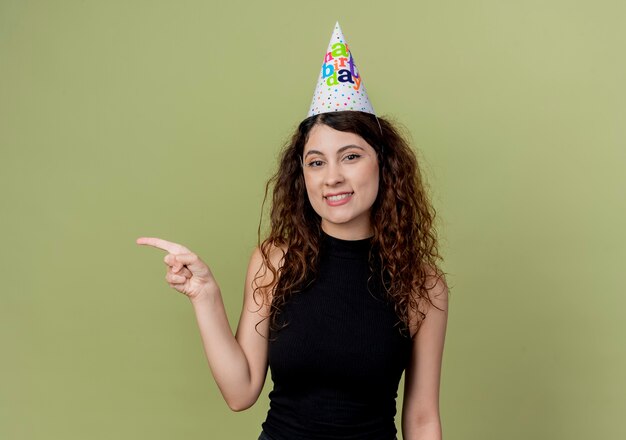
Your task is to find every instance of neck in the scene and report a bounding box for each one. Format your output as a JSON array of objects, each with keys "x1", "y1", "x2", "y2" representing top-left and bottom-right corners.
[{"x1": 321, "y1": 223, "x2": 374, "y2": 241}]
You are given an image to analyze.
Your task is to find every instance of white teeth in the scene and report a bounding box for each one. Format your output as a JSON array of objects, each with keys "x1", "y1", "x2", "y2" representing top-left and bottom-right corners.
[{"x1": 327, "y1": 193, "x2": 352, "y2": 201}]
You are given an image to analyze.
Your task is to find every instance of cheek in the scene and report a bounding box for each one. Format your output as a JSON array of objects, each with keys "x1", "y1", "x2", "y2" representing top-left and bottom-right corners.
[
  {"x1": 368, "y1": 179, "x2": 380, "y2": 200},
  {"x1": 303, "y1": 173, "x2": 311, "y2": 188},
  {"x1": 361, "y1": 165, "x2": 380, "y2": 197},
  {"x1": 303, "y1": 174, "x2": 320, "y2": 202}
]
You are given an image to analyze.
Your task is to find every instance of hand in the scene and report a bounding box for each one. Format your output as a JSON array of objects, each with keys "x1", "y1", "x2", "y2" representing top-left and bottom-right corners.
[{"x1": 136, "y1": 237, "x2": 219, "y2": 302}]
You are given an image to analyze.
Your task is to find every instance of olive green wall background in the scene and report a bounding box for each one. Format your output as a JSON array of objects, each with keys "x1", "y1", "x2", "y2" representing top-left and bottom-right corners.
[{"x1": 1, "y1": 0, "x2": 624, "y2": 439}]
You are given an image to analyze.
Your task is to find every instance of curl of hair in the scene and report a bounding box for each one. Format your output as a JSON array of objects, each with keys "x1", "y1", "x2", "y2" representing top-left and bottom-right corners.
[{"x1": 253, "y1": 111, "x2": 446, "y2": 338}]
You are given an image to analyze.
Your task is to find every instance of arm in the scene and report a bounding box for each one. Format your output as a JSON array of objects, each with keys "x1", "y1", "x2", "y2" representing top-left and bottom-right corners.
[
  {"x1": 401, "y1": 272, "x2": 449, "y2": 440},
  {"x1": 190, "y1": 244, "x2": 283, "y2": 411}
]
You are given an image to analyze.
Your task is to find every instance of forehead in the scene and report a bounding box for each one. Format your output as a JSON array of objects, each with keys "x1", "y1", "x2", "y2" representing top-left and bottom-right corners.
[{"x1": 303, "y1": 124, "x2": 373, "y2": 155}]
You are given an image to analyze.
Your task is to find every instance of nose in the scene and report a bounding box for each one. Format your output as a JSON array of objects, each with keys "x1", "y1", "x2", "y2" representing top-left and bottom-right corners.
[{"x1": 323, "y1": 161, "x2": 344, "y2": 186}]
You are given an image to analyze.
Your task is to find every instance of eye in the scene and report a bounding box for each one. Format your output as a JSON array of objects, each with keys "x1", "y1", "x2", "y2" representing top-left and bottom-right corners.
[
  {"x1": 343, "y1": 153, "x2": 361, "y2": 161},
  {"x1": 306, "y1": 159, "x2": 324, "y2": 168}
]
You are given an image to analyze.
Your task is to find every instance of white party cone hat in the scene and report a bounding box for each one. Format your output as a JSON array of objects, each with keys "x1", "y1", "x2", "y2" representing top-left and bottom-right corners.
[{"x1": 307, "y1": 22, "x2": 375, "y2": 117}]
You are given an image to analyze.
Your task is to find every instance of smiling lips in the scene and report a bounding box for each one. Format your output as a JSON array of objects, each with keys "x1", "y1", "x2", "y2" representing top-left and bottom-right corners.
[{"x1": 324, "y1": 192, "x2": 354, "y2": 206}]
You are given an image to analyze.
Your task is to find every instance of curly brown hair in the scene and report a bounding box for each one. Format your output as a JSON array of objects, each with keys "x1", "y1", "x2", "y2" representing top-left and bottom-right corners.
[{"x1": 253, "y1": 110, "x2": 446, "y2": 338}]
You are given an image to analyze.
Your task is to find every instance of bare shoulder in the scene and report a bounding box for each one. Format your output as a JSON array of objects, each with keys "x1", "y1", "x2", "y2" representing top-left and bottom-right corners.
[
  {"x1": 249, "y1": 241, "x2": 287, "y2": 277},
  {"x1": 246, "y1": 241, "x2": 287, "y2": 304},
  {"x1": 408, "y1": 264, "x2": 449, "y2": 338},
  {"x1": 423, "y1": 264, "x2": 449, "y2": 307},
  {"x1": 259, "y1": 241, "x2": 288, "y2": 268},
  {"x1": 236, "y1": 241, "x2": 288, "y2": 339}
]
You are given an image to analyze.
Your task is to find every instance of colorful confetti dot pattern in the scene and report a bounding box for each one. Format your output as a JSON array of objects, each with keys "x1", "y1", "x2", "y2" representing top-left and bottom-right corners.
[{"x1": 307, "y1": 22, "x2": 375, "y2": 117}]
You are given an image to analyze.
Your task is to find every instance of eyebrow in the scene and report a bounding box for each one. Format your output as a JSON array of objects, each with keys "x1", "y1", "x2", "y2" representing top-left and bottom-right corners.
[{"x1": 304, "y1": 145, "x2": 366, "y2": 159}]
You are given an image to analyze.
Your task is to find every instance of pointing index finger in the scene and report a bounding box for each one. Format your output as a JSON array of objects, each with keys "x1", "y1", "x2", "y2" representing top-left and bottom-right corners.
[{"x1": 136, "y1": 237, "x2": 190, "y2": 254}]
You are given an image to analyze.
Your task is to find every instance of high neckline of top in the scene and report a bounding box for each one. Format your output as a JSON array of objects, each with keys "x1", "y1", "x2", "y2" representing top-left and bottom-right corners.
[{"x1": 320, "y1": 229, "x2": 373, "y2": 258}]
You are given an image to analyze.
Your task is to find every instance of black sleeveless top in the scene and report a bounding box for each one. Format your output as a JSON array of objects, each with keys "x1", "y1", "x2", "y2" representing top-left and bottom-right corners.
[{"x1": 261, "y1": 230, "x2": 413, "y2": 440}]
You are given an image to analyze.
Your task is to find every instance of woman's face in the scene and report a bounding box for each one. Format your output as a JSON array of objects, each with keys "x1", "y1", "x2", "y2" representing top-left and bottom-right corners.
[{"x1": 302, "y1": 123, "x2": 379, "y2": 240}]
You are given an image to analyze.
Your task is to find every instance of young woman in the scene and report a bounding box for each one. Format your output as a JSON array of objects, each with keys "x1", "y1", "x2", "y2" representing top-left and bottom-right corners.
[{"x1": 136, "y1": 110, "x2": 449, "y2": 440}]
